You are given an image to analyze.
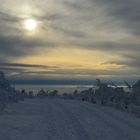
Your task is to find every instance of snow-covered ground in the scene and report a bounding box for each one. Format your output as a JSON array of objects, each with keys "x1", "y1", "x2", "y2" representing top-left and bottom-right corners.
[{"x1": 0, "y1": 98, "x2": 140, "y2": 140}]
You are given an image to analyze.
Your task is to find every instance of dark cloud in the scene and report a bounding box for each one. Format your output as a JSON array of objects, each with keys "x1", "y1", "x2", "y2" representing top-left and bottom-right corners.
[
  {"x1": 0, "y1": 62, "x2": 59, "y2": 79},
  {"x1": 94, "y1": 0, "x2": 140, "y2": 21},
  {"x1": 93, "y1": 0, "x2": 140, "y2": 35},
  {"x1": 1, "y1": 62, "x2": 140, "y2": 81},
  {"x1": 0, "y1": 35, "x2": 55, "y2": 61},
  {"x1": 105, "y1": 54, "x2": 140, "y2": 69},
  {"x1": 0, "y1": 11, "x2": 19, "y2": 23},
  {"x1": 0, "y1": 63, "x2": 50, "y2": 68},
  {"x1": 51, "y1": 24, "x2": 86, "y2": 38},
  {"x1": 64, "y1": 0, "x2": 140, "y2": 36},
  {"x1": 63, "y1": 0, "x2": 89, "y2": 10},
  {"x1": 0, "y1": 35, "x2": 37, "y2": 60}
]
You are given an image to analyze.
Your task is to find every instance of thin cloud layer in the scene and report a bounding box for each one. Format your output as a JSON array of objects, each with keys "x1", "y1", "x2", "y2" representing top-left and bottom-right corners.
[{"x1": 0, "y1": 0, "x2": 140, "y2": 80}]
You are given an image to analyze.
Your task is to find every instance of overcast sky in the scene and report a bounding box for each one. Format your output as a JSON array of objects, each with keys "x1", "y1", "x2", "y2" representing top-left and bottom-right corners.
[{"x1": 0, "y1": 0, "x2": 140, "y2": 81}]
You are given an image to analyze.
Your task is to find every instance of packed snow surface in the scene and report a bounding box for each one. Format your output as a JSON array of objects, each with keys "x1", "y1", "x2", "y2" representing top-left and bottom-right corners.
[{"x1": 0, "y1": 98, "x2": 140, "y2": 140}]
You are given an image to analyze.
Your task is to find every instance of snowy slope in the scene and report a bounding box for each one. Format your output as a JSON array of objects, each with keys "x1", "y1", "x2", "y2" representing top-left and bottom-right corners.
[{"x1": 0, "y1": 98, "x2": 140, "y2": 140}]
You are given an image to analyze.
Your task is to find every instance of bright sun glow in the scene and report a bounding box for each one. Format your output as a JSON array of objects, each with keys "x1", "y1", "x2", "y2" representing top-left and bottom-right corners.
[{"x1": 24, "y1": 19, "x2": 37, "y2": 31}]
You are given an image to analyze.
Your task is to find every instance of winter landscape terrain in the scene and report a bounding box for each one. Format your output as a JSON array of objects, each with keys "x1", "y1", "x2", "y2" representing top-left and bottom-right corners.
[
  {"x1": 1, "y1": 0, "x2": 140, "y2": 139},
  {"x1": 0, "y1": 72, "x2": 140, "y2": 140},
  {"x1": 0, "y1": 98, "x2": 140, "y2": 140}
]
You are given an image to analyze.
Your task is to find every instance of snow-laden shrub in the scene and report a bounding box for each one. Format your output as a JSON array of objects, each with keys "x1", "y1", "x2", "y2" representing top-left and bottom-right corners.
[
  {"x1": 0, "y1": 71, "x2": 31, "y2": 111},
  {"x1": 0, "y1": 89, "x2": 7, "y2": 110},
  {"x1": 49, "y1": 90, "x2": 58, "y2": 97},
  {"x1": 107, "y1": 101, "x2": 127, "y2": 111},
  {"x1": 37, "y1": 89, "x2": 48, "y2": 98},
  {"x1": 127, "y1": 104, "x2": 140, "y2": 117},
  {"x1": 28, "y1": 91, "x2": 34, "y2": 98}
]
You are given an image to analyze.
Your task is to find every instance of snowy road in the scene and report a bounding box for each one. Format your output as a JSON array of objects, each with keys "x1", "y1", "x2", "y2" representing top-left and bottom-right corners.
[{"x1": 0, "y1": 98, "x2": 140, "y2": 140}]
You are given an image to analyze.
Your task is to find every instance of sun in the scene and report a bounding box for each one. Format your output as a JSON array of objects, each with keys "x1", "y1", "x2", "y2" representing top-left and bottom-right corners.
[{"x1": 24, "y1": 19, "x2": 37, "y2": 31}]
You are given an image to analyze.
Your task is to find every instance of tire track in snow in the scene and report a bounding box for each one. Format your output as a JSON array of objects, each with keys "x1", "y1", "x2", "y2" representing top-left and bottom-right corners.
[
  {"x1": 46, "y1": 99, "x2": 91, "y2": 140},
  {"x1": 60, "y1": 100, "x2": 140, "y2": 140},
  {"x1": 54, "y1": 101, "x2": 91, "y2": 140},
  {"x1": 98, "y1": 106, "x2": 140, "y2": 130},
  {"x1": 1, "y1": 99, "x2": 140, "y2": 140},
  {"x1": 81, "y1": 102, "x2": 140, "y2": 137}
]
